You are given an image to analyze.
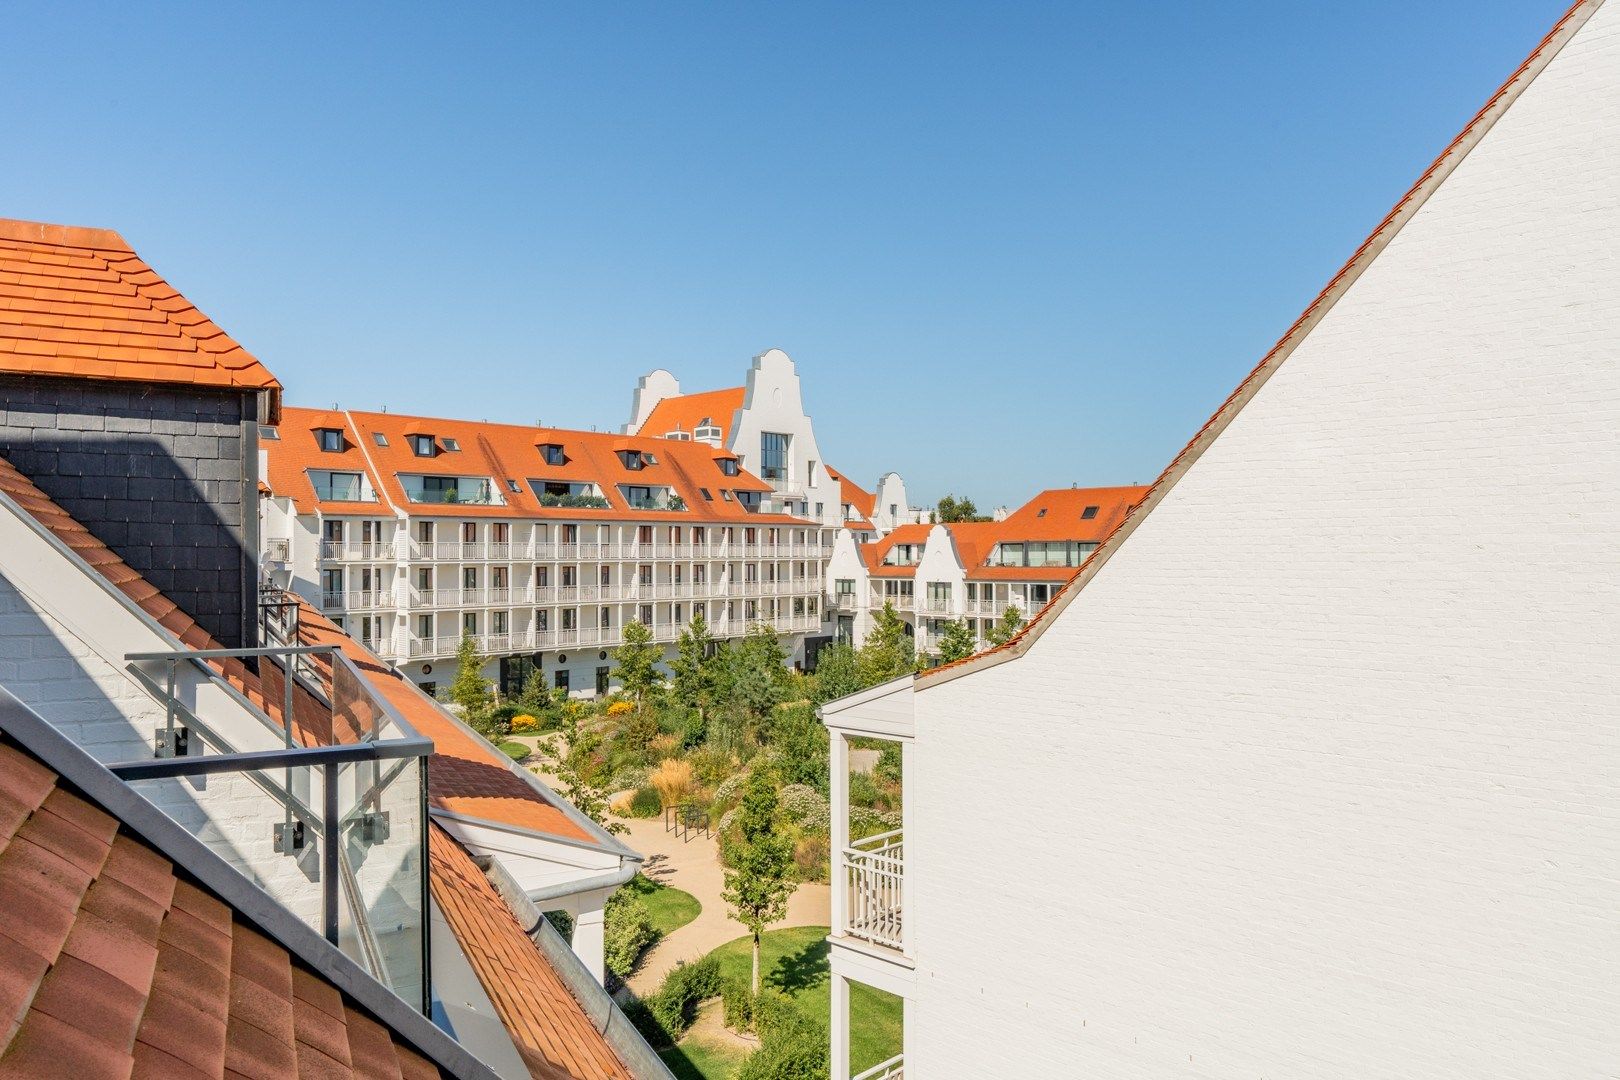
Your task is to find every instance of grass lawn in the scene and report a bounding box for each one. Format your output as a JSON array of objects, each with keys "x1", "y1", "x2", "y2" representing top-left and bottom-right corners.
[
  {"x1": 659, "y1": 926, "x2": 901, "y2": 1079},
  {"x1": 496, "y1": 740, "x2": 531, "y2": 761},
  {"x1": 623, "y1": 873, "x2": 702, "y2": 937}
]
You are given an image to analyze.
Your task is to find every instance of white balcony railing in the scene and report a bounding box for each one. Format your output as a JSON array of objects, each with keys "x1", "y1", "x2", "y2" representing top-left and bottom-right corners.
[
  {"x1": 843, "y1": 830, "x2": 904, "y2": 952},
  {"x1": 853, "y1": 1055, "x2": 904, "y2": 1080}
]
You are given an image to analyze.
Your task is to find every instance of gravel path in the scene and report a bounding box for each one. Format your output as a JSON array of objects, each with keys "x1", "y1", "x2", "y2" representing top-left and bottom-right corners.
[{"x1": 620, "y1": 814, "x2": 830, "y2": 995}]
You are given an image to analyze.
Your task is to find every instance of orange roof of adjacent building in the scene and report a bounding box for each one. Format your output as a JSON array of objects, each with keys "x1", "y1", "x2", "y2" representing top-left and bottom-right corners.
[
  {"x1": 0, "y1": 218, "x2": 281, "y2": 419},
  {"x1": 268, "y1": 406, "x2": 814, "y2": 527},
  {"x1": 636, "y1": 386, "x2": 744, "y2": 442},
  {"x1": 860, "y1": 487, "x2": 1148, "y2": 581},
  {"x1": 0, "y1": 737, "x2": 447, "y2": 1080}
]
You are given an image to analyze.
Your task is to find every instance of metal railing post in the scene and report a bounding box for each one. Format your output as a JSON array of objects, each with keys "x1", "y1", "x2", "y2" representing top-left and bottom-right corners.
[
  {"x1": 323, "y1": 761, "x2": 339, "y2": 945},
  {"x1": 162, "y1": 658, "x2": 178, "y2": 758}
]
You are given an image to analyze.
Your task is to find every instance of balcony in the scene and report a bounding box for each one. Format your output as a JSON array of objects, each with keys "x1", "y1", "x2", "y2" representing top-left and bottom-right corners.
[
  {"x1": 853, "y1": 1056, "x2": 903, "y2": 1080},
  {"x1": 843, "y1": 830, "x2": 904, "y2": 951},
  {"x1": 873, "y1": 593, "x2": 914, "y2": 613}
]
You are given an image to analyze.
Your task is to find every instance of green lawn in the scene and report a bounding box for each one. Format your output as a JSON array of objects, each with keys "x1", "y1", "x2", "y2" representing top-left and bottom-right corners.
[
  {"x1": 659, "y1": 926, "x2": 901, "y2": 1079},
  {"x1": 623, "y1": 873, "x2": 702, "y2": 937}
]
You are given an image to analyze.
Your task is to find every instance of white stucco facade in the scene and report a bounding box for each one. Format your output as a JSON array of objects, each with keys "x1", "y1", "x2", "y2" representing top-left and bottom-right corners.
[{"x1": 827, "y1": 3, "x2": 1619, "y2": 1076}]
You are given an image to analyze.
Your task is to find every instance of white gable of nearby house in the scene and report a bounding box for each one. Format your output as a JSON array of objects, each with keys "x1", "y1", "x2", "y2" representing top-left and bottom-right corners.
[{"x1": 910, "y1": 3, "x2": 1620, "y2": 1077}]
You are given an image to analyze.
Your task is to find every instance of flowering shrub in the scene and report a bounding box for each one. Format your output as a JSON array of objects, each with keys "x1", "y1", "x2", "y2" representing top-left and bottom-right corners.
[
  {"x1": 511, "y1": 714, "x2": 540, "y2": 733},
  {"x1": 778, "y1": 784, "x2": 829, "y2": 832},
  {"x1": 711, "y1": 771, "x2": 747, "y2": 810},
  {"x1": 606, "y1": 700, "x2": 636, "y2": 717}
]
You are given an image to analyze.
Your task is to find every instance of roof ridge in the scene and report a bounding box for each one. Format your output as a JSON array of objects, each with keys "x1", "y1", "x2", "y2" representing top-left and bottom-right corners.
[{"x1": 0, "y1": 217, "x2": 132, "y2": 252}]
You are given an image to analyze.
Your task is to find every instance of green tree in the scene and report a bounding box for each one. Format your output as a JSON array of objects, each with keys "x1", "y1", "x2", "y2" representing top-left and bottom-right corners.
[
  {"x1": 731, "y1": 624, "x2": 788, "y2": 726},
  {"x1": 855, "y1": 602, "x2": 915, "y2": 686},
  {"x1": 668, "y1": 610, "x2": 715, "y2": 720},
  {"x1": 985, "y1": 605, "x2": 1026, "y2": 647},
  {"x1": 614, "y1": 618, "x2": 662, "y2": 707},
  {"x1": 935, "y1": 618, "x2": 977, "y2": 665},
  {"x1": 935, "y1": 493, "x2": 988, "y2": 523},
  {"x1": 722, "y1": 772, "x2": 796, "y2": 995},
  {"x1": 450, "y1": 635, "x2": 492, "y2": 720},
  {"x1": 810, "y1": 639, "x2": 861, "y2": 705},
  {"x1": 544, "y1": 708, "x2": 626, "y2": 835}
]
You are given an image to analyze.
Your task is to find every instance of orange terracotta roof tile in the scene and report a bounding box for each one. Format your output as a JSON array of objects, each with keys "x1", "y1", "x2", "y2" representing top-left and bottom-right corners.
[
  {"x1": 824, "y1": 466, "x2": 876, "y2": 522},
  {"x1": 636, "y1": 386, "x2": 744, "y2": 443},
  {"x1": 0, "y1": 219, "x2": 281, "y2": 418},
  {"x1": 267, "y1": 406, "x2": 814, "y2": 528},
  {"x1": 428, "y1": 826, "x2": 630, "y2": 1080},
  {"x1": 0, "y1": 739, "x2": 447, "y2": 1079}
]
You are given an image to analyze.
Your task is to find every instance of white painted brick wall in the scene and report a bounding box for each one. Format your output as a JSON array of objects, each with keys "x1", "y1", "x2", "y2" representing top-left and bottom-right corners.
[{"x1": 910, "y1": 6, "x2": 1620, "y2": 1077}]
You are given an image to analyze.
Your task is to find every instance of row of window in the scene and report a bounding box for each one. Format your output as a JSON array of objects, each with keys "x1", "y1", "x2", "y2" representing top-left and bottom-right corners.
[{"x1": 406, "y1": 595, "x2": 821, "y2": 638}]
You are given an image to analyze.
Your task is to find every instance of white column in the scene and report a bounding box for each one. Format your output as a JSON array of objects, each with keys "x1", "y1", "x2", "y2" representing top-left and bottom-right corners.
[
  {"x1": 900, "y1": 738, "x2": 914, "y2": 961},
  {"x1": 831, "y1": 971, "x2": 851, "y2": 1080},
  {"x1": 830, "y1": 730, "x2": 849, "y2": 938},
  {"x1": 572, "y1": 891, "x2": 608, "y2": 985},
  {"x1": 902, "y1": 991, "x2": 915, "y2": 1072}
]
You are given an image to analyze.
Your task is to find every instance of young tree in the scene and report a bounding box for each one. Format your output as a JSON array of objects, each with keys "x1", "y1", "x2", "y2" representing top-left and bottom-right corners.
[
  {"x1": 731, "y1": 624, "x2": 789, "y2": 725},
  {"x1": 935, "y1": 618, "x2": 978, "y2": 665},
  {"x1": 856, "y1": 602, "x2": 915, "y2": 686},
  {"x1": 614, "y1": 618, "x2": 662, "y2": 707},
  {"x1": 544, "y1": 708, "x2": 626, "y2": 835},
  {"x1": 810, "y1": 639, "x2": 862, "y2": 706},
  {"x1": 668, "y1": 610, "x2": 715, "y2": 719},
  {"x1": 722, "y1": 772, "x2": 796, "y2": 994},
  {"x1": 985, "y1": 605, "x2": 1026, "y2": 647},
  {"x1": 450, "y1": 634, "x2": 492, "y2": 719}
]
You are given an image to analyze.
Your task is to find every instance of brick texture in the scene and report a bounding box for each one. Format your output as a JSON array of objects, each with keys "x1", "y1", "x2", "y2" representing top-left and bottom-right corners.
[
  {"x1": 910, "y1": 5, "x2": 1620, "y2": 1078},
  {"x1": 0, "y1": 374, "x2": 257, "y2": 647}
]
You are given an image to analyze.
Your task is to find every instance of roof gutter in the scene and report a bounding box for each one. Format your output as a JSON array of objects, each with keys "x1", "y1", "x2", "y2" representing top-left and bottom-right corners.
[{"x1": 475, "y1": 855, "x2": 673, "y2": 1080}]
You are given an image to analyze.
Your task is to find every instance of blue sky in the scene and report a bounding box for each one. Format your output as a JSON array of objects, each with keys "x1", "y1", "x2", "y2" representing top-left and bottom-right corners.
[{"x1": 2, "y1": 1, "x2": 1569, "y2": 508}]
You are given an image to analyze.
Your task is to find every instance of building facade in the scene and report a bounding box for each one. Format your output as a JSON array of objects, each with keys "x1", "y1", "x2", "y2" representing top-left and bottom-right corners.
[
  {"x1": 261, "y1": 407, "x2": 832, "y2": 696},
  {"x1": 822, "y1": 3, "x2": 1619, "y2": 1076},
  {"x1": 823, "y1": 486, "x2": 1147, "y2": 658}
]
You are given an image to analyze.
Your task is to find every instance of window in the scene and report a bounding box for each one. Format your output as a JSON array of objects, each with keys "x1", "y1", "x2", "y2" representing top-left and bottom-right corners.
[
  {"x1": 699, "y1": 488, "x2": 713, "y2": 501},
  {"x1": 313, "y1": 471, "x2": 364, "y2": 501},
  {"x1": 540, "y1": 443, "x2": 565, "y2": 466},
  {"x1": 259, "y1": 425, "x2": 280, "y2": 441},
  {"x1": 807, "y1": 461, "x2": 818, "y2": 484},
  {"x1": 462, "y1": 612, "x2": 477, "y2": 635},
  {"x1": 1081, "y1": 505, "x2": 1099, "y2": 520},
  {"x1": 492, "y1": 611, "x2": 508, "y2": 635},
  {"x1": 599, "y1": 565, "x2": 611, "y2": 585},
  {"x1": 410, "y1": 434, "x2": 435, "y2": 456},
  {"x1": 760, "y1": 433, "x2": 789, "y2": 481},
  {"x1": 417, "y1": 614, "x2": 434, "y2": 639},
  {"x1": 638, "y1": 525, "x2": 653, "y2": 544},
  {"x1": 639, "y1": 604, "x2": 653, "y2": 626},
  {"x1": 639, "y1": 565, "x2": 653, "y2": 586},
  {"x1": 1037, "y1": 508, "x2": 1047, "y2": 518},
  {"x1": 889, "y1": 503, "x2": 897, "y2": 518},
  {"x1": 554, "y1": 669, "x2": 570, "y2": 691},
  {"x1": 323, "y1": 519, "x2": 344, "y2": 543},
  {"x1": 561, "y1": 565, "x2": 577, "y2": 587},
  {"x1": 595, "y1": 666, "x2": 610, "y2": 695},
  {"x1": 536, "y1": 609, "x2": 549, "y2": 631},
  {"x1": 928, "y1": 582, "x2": 951, "y2": 602},
  {"x1": 462, "y1": 567, "x2": 477, "y2": 589},
  {"x1": 836, "y1": 578, "x2": 855, "y2": 596},
  {"x1": 461, "y1": 521, "x2": 477, "y2": 543},
  {"x1": 506, "y1": 479, "x2": 520, "y2": 493},
  {"x1": 717, "y1": 456, "x2": 740, "y2": 477},
  {"x1": 443, "y1": 438, "x2": 461, "y2": 452},
  {"x1": 721, "y1": 490, "x2": 734, "y2": 502},
  {"x1": 317, "y1": 428, "x2": 343, "y2": 452},
  {"x1": 321, "y1": 568, "x2": 344, "y2": 596},
  {"x1": 535, "y1": 566, "x2": 548, "y2": 587},
  {"x1": 372, "y1": 432, "x2": 388, "y2": 447},
  {"x1": 417, "y1": 520, "x2": 435, "y2": 543},
  {"x1": 600, "y1": 607, "x2": 611, "y2": 629},
  {"x1": 618, "y1": 450, "x2": 644, "y2": 471},
  {"x1": 562, "y1": 608, "x2": 578, "y2": 630}
]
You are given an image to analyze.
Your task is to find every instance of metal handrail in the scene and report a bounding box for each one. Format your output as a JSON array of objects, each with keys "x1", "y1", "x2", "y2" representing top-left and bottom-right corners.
[{"x1": 853, "y1": 1054, "x2": 904, "y2": 1080}]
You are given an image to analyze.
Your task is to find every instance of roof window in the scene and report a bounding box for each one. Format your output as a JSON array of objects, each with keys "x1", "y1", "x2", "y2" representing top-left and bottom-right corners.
[
  {"x1": 442, "y1": 437, "x2": 461, "y2": 452},
  {"x1": 1037, "y1": 508, "x2": 1047, "y2": 518},
  {"x1": 372, "y1": 432, "x2": 388, "y2": 447},
  {"x1": 316, "y1": 428, "x2": 344, "y2": 453},
  {"x1": 699, "y1": 488, "x2": 713, "y2": 501},
  {"x1": 505, "y1": 479, "x2": 521, "y2": 493},
  {"x1": 259, "y1": 425, "x2": 280, "y2": 441},
  {"x1": 721, "y1": 490, "x2": 734, "y2": 501},
  {"x1": 1081, "y1": 505, "x2": 1099, "y2": 520}
]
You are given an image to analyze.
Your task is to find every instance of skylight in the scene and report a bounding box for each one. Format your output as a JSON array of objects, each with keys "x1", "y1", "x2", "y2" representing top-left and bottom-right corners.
[
  {"x1": 259, "y1": 425, "x2": 280, "y2": 441},
  {"x1": 1081, "y1": 505, "x2": 1099, "y2": 520},
  {"x1": 442, "y1": 438, "x2": 461, "y2": 452},
  {"x1": 372, "y1": 432, "x2": 388, "y2": 447}
]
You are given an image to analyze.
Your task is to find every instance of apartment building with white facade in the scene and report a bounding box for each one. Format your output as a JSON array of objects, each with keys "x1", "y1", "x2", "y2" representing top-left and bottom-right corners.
[
  {"x1": 261, "y1": 406, "x2": 832, "y2": 697},
  {"x1": 624, "y1": 348, "x2": 924, "y2": 541},
  {"x1": 821, "y1": 3, "x2": 1620, "y2": 1076},
  {"x1": 824, "y1": 485, "x2": 1147, "y2": 657}
]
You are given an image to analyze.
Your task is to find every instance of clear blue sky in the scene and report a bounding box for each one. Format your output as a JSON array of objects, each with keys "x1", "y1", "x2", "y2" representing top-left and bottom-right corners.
[{"x1": 2, "y1": 1, "x2": 1569, "y2": 508}]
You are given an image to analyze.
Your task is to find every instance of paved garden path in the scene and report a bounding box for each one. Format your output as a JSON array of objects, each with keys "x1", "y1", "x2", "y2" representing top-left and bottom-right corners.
[{"x1": 619, "y1": 814, "x2": 829, "y2": 995}]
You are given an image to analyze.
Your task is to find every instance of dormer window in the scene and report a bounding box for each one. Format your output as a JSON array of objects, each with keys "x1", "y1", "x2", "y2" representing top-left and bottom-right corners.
[
  {"x1": 409, "y1": 434, "x2": 435, "y2": 457},
  {"x1": 316, "y1": 428, "x2": 343, "y2": 452},
  {"x1": 717, "y1": 457, "x2": 740, "y2": 477},
  {"x1": 442, "y1": 437, "x2": 461, "y2": 452},
  {"x1": 539, "y1": 443, "x2": 565, "y2": 466},
  {"x1": 1081, "y1": 505, "x2": 1099, "y2": 520},
  {"x1": 618, "y1": 450, "x2": 644, "y2": 470}
]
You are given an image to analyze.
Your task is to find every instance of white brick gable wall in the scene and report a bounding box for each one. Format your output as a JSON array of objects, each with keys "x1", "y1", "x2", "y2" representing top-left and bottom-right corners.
[{"x1": 911, "y1": 4, "x2": 1619, "y2": 1077}]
